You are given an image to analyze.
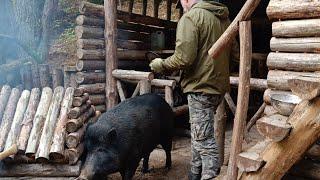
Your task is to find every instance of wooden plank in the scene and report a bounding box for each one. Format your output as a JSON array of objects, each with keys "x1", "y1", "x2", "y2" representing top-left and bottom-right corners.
[
  {"x1": 272, "y1": 19, "x2": 320, "y2": 38},
  {"x1": 270, "y1": 37, "x2": 320, "y2": 53}
]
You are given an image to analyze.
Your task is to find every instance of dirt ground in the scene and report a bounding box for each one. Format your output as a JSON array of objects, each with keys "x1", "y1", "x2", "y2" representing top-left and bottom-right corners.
[{"x1": 107, "y1": 122, "x2": 264, "y2": 180}]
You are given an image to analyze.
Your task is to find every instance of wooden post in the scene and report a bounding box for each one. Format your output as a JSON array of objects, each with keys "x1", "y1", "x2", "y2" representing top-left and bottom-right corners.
[
  {"x1": 128, "y1": 0, "x2": 134, "y2": 13},
  {"x1": 20, "y1": 62, "x2": 33, "y2": 90},
  {"x1": 36, "y1": 87, "x2": 65, "y2": 162},
  {"x1": 17, "y1": 88, "x2": 41, "y2": 154},
  {"x1": 116, "y1": 80, "x2": 126, "y2": 102},
  {"x1": 227, "y1": 21, "x2": 252, "y2": 180},
  {"x1": 31, "y1": 64, "x2": 41, "y2": 88},
  {"x1": 105, "y1": 0, "x2": 118, "y2": 110},
  {"x1": 214, "y1": 99, "x2": 227, "y2": 167},
  {"x1": 224, "y1": 92, "x2": 236, "y2": 115},
  {"x1": 52, "y1": 68, "x2": 64, "y2": 89},
  {"x1": 142, "y1": 0, "x2": 147, "y2": 15},
  {"x1": 131, "y1": 82, "x2": 140, "y2": 98},
  {"x1": 39, "y1": 64, "x2": 51, "y2": 89},
  {"x1": 25, "y1": 87, "x2": 53, "y2": 157},
  {"x1": 208, "y1": 0, "x2": 260, "y2": 59},
  {"x1": 0, "y1": 88, "x2": 21, "y2": 152},
  {"x1": 167, "y1": 0, "x2": 172, "y2": 20},
  {"x1": 49, "y1": 87, "x2": 74, "y2": 161},
  {"x1": 165, "y1": 86, "x2": 174, "y2": 107},
  {"x1": 139, "y1": 80, "x2": 151, "y2": 95},
  {"x1": 66, "y1": 143, "x2": 84, "y2": 165}
]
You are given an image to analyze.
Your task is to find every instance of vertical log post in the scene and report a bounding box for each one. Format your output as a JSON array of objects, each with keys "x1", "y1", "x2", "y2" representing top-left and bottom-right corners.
[
  {"x1": 20, "y1": 62, "x2": 33, "y2": 90},
  {"x1": 31, "y1": 64, "x2": 41, "y2": 88},
  {"x1": 105, "y1": 0, "x2": 118, "y2": 110},
  {"x1": 167, "y1": 0, "x2": 172, "y2": 20},
  {"x1": 52, "y1": 68, "x2": 64, "y2": 89},
  {"x1": 227, "y1": 21, "x2": 252, "y2": 180},
  {"x1": 139, "y1": 80, "x2": 151, "y2": 95},
  {"x1": 165, "y1": 86, "x2": 174, "y2": 107},
  {"x1": 0, "y1": 85, "x2": 11, "y2": 124},
  {"x1": 214, "y1": 99, "x2": 227, "y2": 167},
  {"x1": 142, "y1": 0, "x2": 147, "y2": 16},
  {"x1": 39, "y1": 64, "x2": 51, "y2": 89},
  {"x1": 129, "y1": 0, "x2": 134, "y2": 13},
  {"x1": 153, "y1": 0, "x2": 160, "y2": 18}
]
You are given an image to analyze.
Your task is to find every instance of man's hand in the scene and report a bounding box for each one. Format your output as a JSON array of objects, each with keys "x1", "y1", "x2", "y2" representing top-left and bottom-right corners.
[{"x1": 149, "y1": 58, "x2": 165, "y2": 73}]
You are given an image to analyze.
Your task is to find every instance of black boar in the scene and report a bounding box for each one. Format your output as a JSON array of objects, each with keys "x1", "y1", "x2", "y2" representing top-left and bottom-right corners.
[{"x1": 78, "y1": 94, "x2": 174, "y2": 180}]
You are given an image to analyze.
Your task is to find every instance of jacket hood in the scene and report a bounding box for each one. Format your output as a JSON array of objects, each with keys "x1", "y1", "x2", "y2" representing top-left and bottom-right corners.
[{"x1": 192, "y1": 1, "x2": 229, "y2": 19}]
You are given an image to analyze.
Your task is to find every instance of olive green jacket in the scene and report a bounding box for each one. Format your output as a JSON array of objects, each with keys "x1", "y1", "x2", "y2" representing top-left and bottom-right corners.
[{"x1": 162, "y1": 1, "x2": 232, "y2": 95}]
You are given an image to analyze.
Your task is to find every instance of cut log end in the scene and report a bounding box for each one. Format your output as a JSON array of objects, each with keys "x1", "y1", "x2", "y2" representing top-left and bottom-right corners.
[
  {"x1": 49, "y1": 152, "x2": 65, "y2": 162},
  {"x1": 66, "y1": 120, "x2": 79, "y2": 133},
  {"x1": 237, "y1": 151, "x2": 265, "y2": 172}
]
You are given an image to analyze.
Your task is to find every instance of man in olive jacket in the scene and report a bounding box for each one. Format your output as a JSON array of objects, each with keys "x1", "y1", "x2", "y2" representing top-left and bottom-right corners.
[{"x1": 149, "y1": 0, "x2": 232, "y2": 179}]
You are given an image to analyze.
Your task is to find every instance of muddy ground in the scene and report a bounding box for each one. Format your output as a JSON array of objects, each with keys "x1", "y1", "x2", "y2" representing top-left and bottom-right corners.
[{"x1": 107, "y1": 123, "x2": 264, "y2": 180}]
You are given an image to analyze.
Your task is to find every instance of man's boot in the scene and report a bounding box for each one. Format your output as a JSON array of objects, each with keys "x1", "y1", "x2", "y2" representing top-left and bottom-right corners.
[{"x1": 188, "y1": 171, "x2": 201, "y2": 180}]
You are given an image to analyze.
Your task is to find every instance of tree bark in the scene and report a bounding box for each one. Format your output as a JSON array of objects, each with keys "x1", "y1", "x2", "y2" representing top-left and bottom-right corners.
[
  {"x1": 270, "y1": 37, "x2": 320, "y2": 53},
  {"x1": 49, "y1": 87, "x2": 74, "y2": 161},
  {"x1": 25, "y1": 87, "x2": 53, "y2": 157},
  {"x1": 139, "y1": 80, "x2": 151, "y2": 95},
  {"x1": 75, "y1": 72, "x2": 105, "y2": 84},
  {"x1": 267, "y1": 70, "x2": 320, "y2": 91},
  {"x1": 68, "y1": 101, "x2": 91, "y2": 119},
  {"x1": 36, "y1": 87, "x2": 64, "y2": 162},
  {"x1": 4, "y1": 90, "x2": 30, "y2": 158},
  {"x1": 116, "y1": 80, "x2": 126, "y2": 102},
  {"x1": 75, "y1": 26, "x2": 104, "y2": 39},
  {"x1": 267, "y1": 0, "x2": 320, "y2": 20},
  {"x1": 112, "y1": 69, "x2": 154, "y2": 82},
  {"x1": 230, "y1": 76, "x2": 267, "y2": 91},
  {"x1": 76, "y1": 60, "x2": 105, "y2": 71},
  {"x1": 75, "y1": 83, "x2": 105, "y2": 96},
  {"x1": 0, "y1": 85, "x2": 11, "y2": 124},
  {"x1": 267, "y1": 52, "x2": 320, "y2": 71},
  {"x1": 31, "y1": 64, "x2": 41, "y2": 88},
  {"x1": 89, "y1": 94, "x2": 106, "y2": 105},
  {"x1": 38, "y1": 64, "x2": 51, "y2": 89},
  {"x1": 66, "y1": 106, "x2": 95, "y2": 133},
  {"x1": 17, "y1": 88, "x2": 41, "y2": 154},
  {"x1": 72, "y1": 93, "x2": 89, "y2": 107},
  {"x1": 241, "y1": 98, "x2": 320, "y2": 179},
  {"x1": 0, "y1": 161, "x2": 81, "y2": 177},
  {"x1": 227, "y1": 21, "x2": 252, "y2": 180},
  {"x1": 214, "y1": 99, "x2": 227, "y2": 167},
  {"x1": 52, "y1": 68, "x2": 64, "y2": 89},
  {"x1": 288, "y1": 76, "x2": 320, "y2": 101},
  {"x1": 272, "y1": 19, "x2": 320, "y2": 38},
  {"x1": 0, "y1": 88, "x2": 21, "y2": 152}
]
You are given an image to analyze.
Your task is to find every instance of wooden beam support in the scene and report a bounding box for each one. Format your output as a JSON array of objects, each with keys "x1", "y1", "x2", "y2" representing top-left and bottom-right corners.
[
  {"x1": 224, "y1": 92, "x2": 236, "y2": 115},
  {"x1": 112, "y1": 69, "x2": 154, "y2": 82},
  {"x1": 246, "y1": 103, "x2": 267, "y2": 132},
  {"x1": 208, "y1": 0, "x2": 261, "y2": 59},
  {"x1": 116, "y1": 80, "x2": 126, "y2": 102},
  {"x1": 230, "y1": 76, "x2": 267, "y2": 91},
  {"x1": 214, "y1": 99, "x2": 227, "y2": 167},
  {"x1": 227, "y1": 21, "x2": 252, "y2": 180}
]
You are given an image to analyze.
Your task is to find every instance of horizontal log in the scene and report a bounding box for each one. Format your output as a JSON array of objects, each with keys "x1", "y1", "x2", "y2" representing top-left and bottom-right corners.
[
  {"x1": 68, "y1": 101, "x2": 91, "y2": 119},
  {"x1": 288, "y1": 76, "x2": 320, "y2": 101},
  {"x1": 237, "y1": 140, "x2": 270, "y2": 172},
  {"x1": 267, "y1": 70, "x2": 320, "y2": 91},
  {"x1": 151, "y1": 79, "x2": 176, "y2": 88},
  {"x1": 65, "y1": 144, "x2": 84, "y2": 165},
  {"x1": 112, "y1": 69, "x2": 154, "y2": 81},
  {"x1": 75, "y1": 26, "x2": 104, "y2": 39},
  {"x1": 270, "y1": 37, "x2": 320, "y2": 53},
  {"x1": 66, "y1": 106, "x2": 95, "y2": 133},
  {"x1": 76, "y1": 15, "x2": 104, "y2": 27},
  {"x1": 75, "y1": 83, "x2": 105, "y2": 95},
  {"x1": 267, "y1": 52, "x2": 320, "y2": 71},
  {"x1": 77, "y1": 49, "x2": 152, "y2": 61},
  {"x1": 272, "y1": 19, "x2": 320, "y2": 38},
  {"x1": 256, "y1": 114, "x2": 291, "y2": 142},
  {"x1": 230, "y1": 76, "x2": 267, "y2": 91},
  {"x1": 66, "y1": 124, "x2": 87, "y2": 149},
  {"x1": 77, "y1": 39, "x2": 148, "y2": 50},
  {"x1": 89, "y1": 94, "x2": 105, "y2": 105},
  {"x1": 0, "y1": 162, "x2": 81, "y2": 177},
  {"x1": 72, "y1": 93, "x2": 89, "y2": 107},
  {"x1": 76, "y1": 60, "x2": 105, "y2": 71},
  {"x1": 75, "y1": 72, "x2": 105, "y2": 84},
  {"x1": 264, "y1": 105, "x2": 278, "y2": 116},
  {"x1": 267, "y1": 0, "x2": 320, "y2": 20},
  {"x1": 263, "y1": 89, "x2": 293, "y2": 105},
  {"x1": 79, "y1": 1, "x2": 177, "y2": 29}
]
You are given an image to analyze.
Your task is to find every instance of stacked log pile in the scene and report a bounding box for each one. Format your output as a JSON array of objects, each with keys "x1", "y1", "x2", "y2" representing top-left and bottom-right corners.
[
  {"x1": 0, "y1": 85, "x2": 101, "y2": 177},
  {"x1": 237, "y1": 1, "x2": 320, "y2": 179},
  {"x1": 66, "y1": 91, "x2": 101, "y2": 165}
]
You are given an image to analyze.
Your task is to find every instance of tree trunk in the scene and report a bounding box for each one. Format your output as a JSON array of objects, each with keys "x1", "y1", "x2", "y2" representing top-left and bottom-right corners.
[
  {"x1": 75, "y1": 72, "x2": 105, "y2": 84},
  {"x1": 17, "y1": 88, "x2": 41, "y2": 154},
  {"x1": 0, "y1": 88, "x2": 21, "y2": 152},
  {"x1": 267, "y1": 0, "x2": 320, "y2": 20},
  {"x1": 49, "y1": 87, "x2": 74, "y2": 161},
  {"x1": 36, "y1": 87, "x2": 64, "y2": 162},
  {"x1": 39, "y1": 64, "x2": 51, "y2": 89},
  {"x1": 272, "y1": 19, "x2": 320, "y2": 38},
  {"x1": 4, "y1": 90, "x2": 30, "y2": 158},
  {"x1": 270, "y1": 37, "x2": 320, "y2": 53},
  {"x1": 267, "y1": 52, "x2": 320, "y2": 71},
  {"x1": 25, "y1": 87, "x2": 53, "y2": 157}
]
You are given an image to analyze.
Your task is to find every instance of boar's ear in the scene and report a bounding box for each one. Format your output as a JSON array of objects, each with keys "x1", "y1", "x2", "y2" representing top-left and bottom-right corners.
[{"x1": 107, "y1": 128, "x2": 117, "y2": 143}]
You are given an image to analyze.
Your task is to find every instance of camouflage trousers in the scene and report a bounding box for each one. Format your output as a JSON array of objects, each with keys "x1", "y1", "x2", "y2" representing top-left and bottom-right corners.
[{"x1": 187, "y1": 93, "x2": 223, "y2": 180}]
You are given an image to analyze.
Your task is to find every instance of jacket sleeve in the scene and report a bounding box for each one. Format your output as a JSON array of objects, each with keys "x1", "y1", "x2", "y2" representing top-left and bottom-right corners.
[{"x1": 162, "y1": 15, "x2": 198, "y2": 71}]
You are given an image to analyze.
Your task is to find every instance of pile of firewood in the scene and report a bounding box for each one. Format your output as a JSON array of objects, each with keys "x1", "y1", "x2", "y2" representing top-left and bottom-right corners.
[
  {"x1": 236, "y1": 0, "x2": 320, "y2": 179},
  {"x1": 0, "y1": 85, "x2": 100, "y2": 165},
  {"x1": 65, "y1": 92, "x2": 101, "y2": 165}
]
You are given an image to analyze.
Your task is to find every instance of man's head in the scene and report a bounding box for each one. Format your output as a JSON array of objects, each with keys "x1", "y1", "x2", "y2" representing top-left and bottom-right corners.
[{"x1": 180, "y1": 0, "x2": 201, "y2": 12}]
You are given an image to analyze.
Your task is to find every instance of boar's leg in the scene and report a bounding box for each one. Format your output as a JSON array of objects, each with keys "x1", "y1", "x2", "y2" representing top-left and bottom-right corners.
[
  {"x1": 161, "y1": 139, "x2": 172, "y2": 169},
  {"x1": 121, "y1": 157, "x2": 140, "y2": 180},
  {"x1": 142, "y1": 153, "x2": 151, "y2": 173}
]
